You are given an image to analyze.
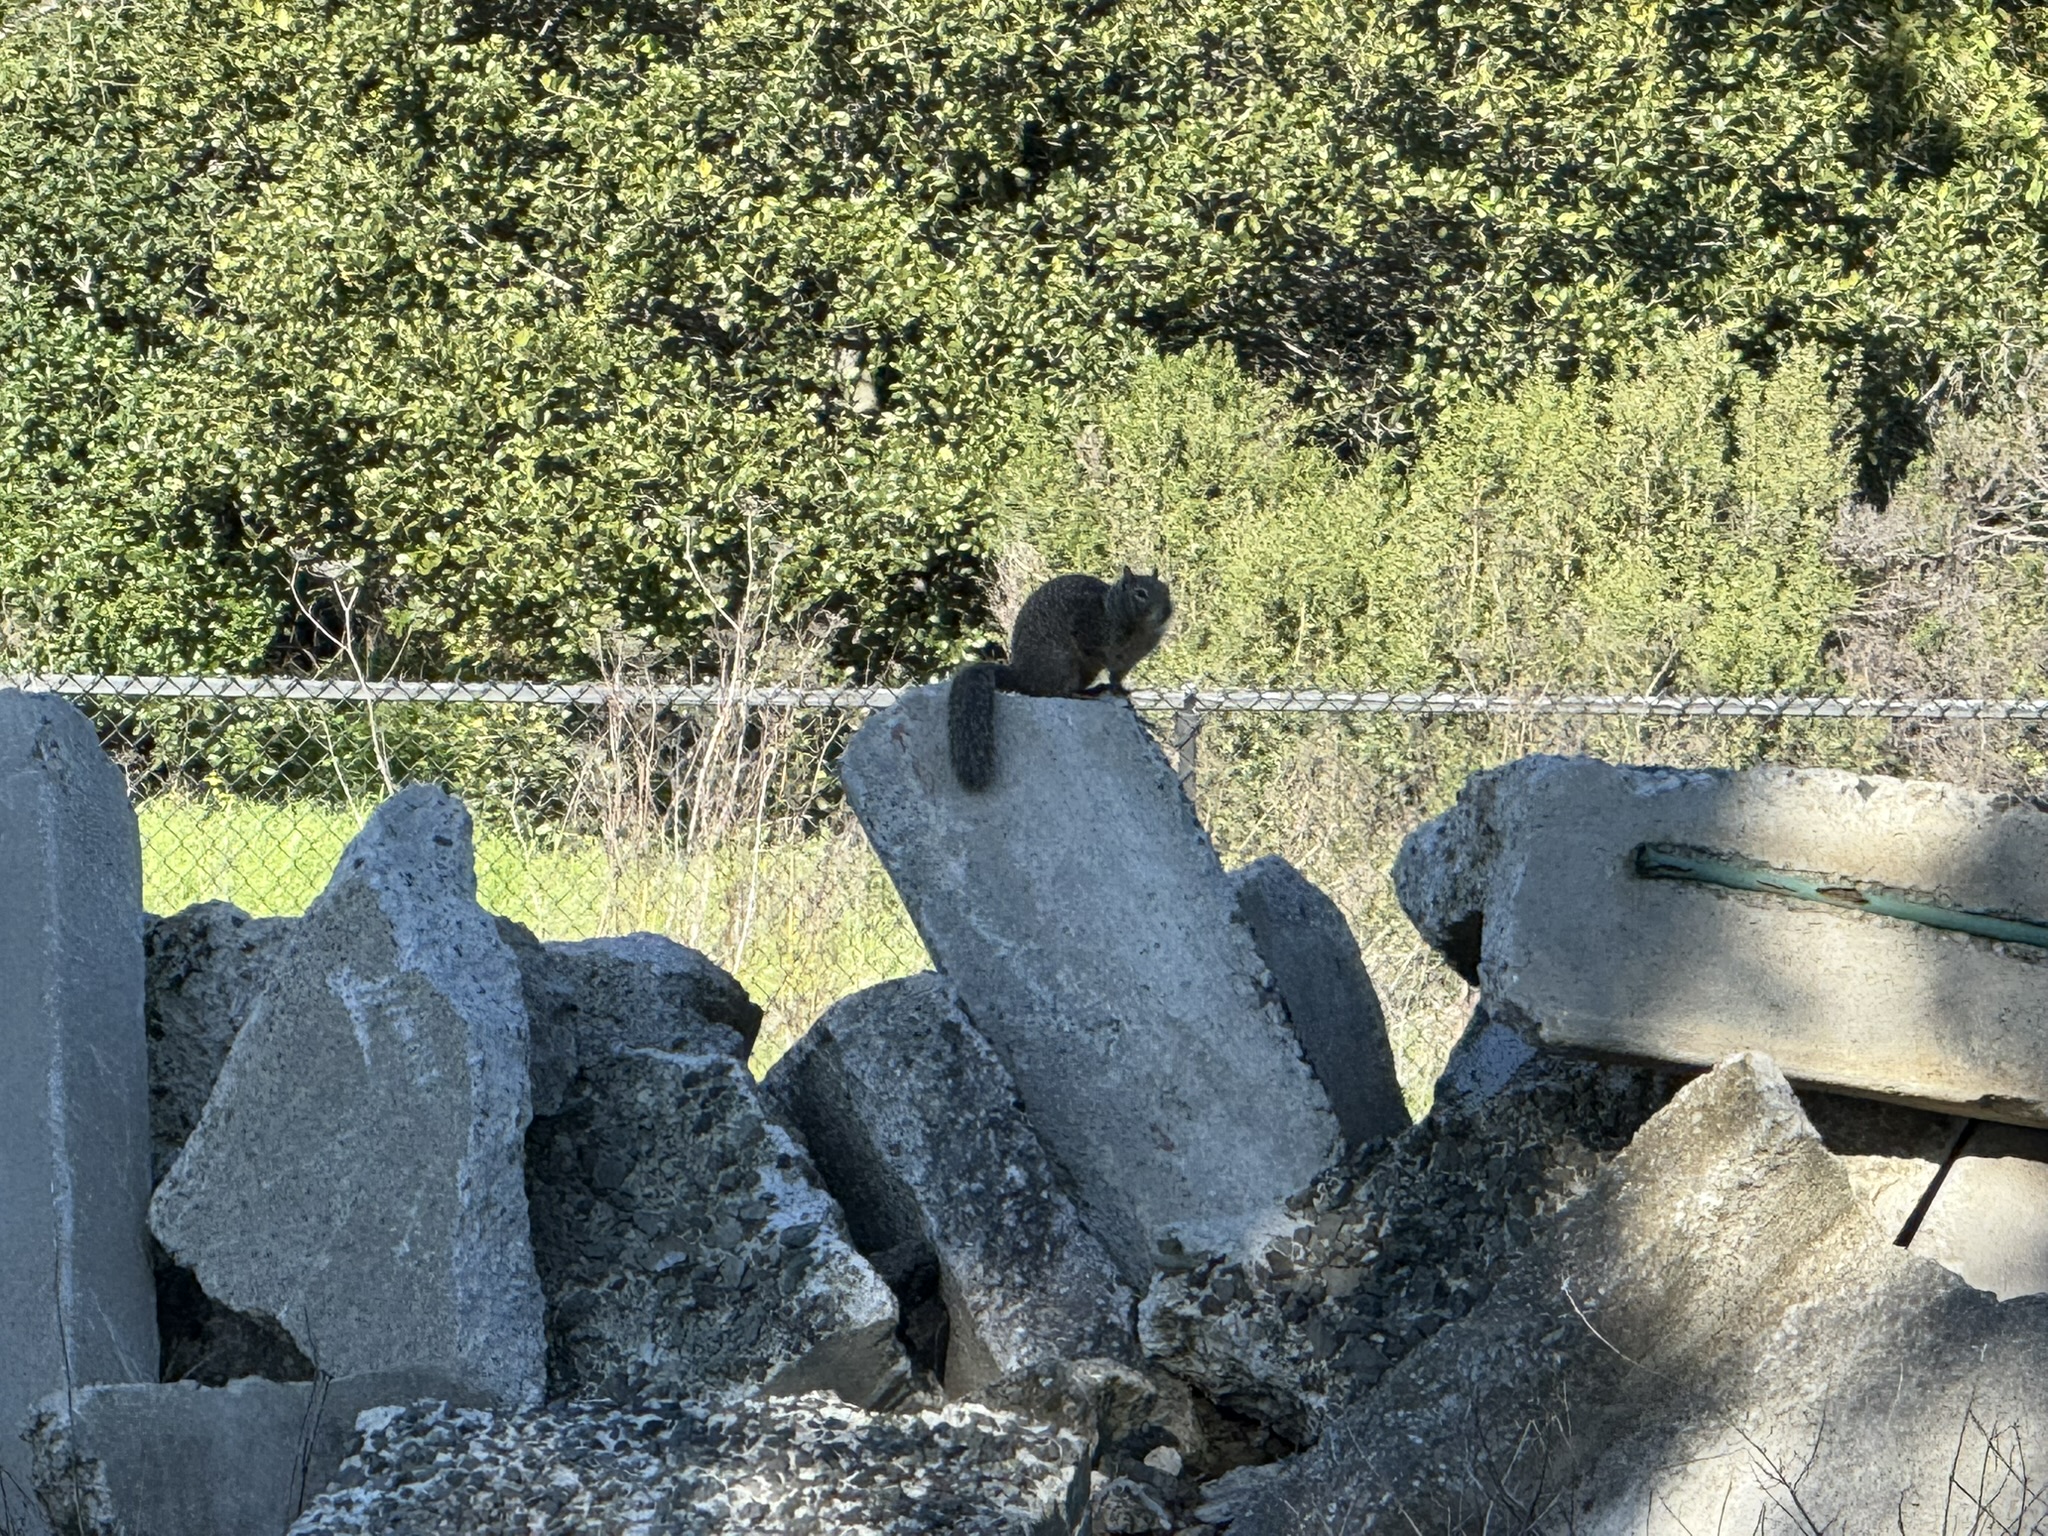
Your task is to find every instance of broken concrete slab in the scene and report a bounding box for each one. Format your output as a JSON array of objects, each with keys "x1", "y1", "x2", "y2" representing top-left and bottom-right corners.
[
  {"x1": 0, "y1": 690, "x2": 160, "y2": 1535},
  {"x1": 1139, "y1": 1049, "x2": 1668, "y2": 1444},
  {"x1": 1797, "y1": 1087, "x2": 1959, "y2": 1237},
  {"x1": 525, "y1": 1043, "x2": 908, "y2": 1408},
  {"x1": 1229, "y1": 857, "x2": 1410, "y2": 1147},
  {"x1": 27, "y1": 1370, "x2": 483, "y2": 1536},
  {"x1": 1207, "y1": 1054, "x2": 2048, "y2": 1536},
  {"x1": 144, "y1": 903, "x2": 293, "y2": 1183},
  {"x1": 288, "y1": 1391, "x2": 1090, "y2": 1535},
  {"x1": 498, "y1": 919, "x2": 754, "y2": 1116},
  {"x1": 762, "y1": 974, "x2": 1136, "y2": 1395},
  {"x1": 149, "y1": 786, "x2": 546, "y2": 1407},
  {"x1": 1395, "y1": 756, "x2": 2048, "y2": 1127},
  {"x1": 1910, "y1": 1120, "x2": 2048, "y2": 1299},
  {"x1": 838, "y1": 684, "x2": 1341, "y2": 1280}
]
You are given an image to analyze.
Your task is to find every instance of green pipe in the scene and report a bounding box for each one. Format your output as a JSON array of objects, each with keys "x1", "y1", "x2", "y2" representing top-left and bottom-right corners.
[{"x1": 1633, "y1": 843, "x2": 2048, "y2": 953}]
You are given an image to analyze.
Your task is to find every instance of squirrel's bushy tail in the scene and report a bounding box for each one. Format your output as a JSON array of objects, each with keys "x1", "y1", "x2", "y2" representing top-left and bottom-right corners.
[{"x1": 948, "y1": 662, "x2": 1011, "y2": 792}]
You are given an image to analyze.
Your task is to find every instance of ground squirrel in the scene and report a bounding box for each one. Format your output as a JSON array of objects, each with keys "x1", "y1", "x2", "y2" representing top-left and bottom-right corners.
[{"x1": 947, "y1": 567, "x2": 1173, "y2": 792}]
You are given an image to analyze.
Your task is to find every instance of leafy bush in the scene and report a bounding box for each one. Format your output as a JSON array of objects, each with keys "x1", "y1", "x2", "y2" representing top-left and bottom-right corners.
[
  {"x1": 4, "y1": 0, "x2": 2046, "y2": 677},
  {"x1": 1829, "y1": 352, "x2": 2048, "y2": 789},
  {"x1": 1000, "y1": 335, "x2": 1856, "y2": 693}
]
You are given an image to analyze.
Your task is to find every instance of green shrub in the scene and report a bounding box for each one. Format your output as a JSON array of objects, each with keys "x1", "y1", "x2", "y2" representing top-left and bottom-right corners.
[
  {"x1": 1000, "y1": 334, "x2": 1857, "y2": 693},
  {"x1": 5, "y1": 0, "x2": 2047, "y2": 678}
]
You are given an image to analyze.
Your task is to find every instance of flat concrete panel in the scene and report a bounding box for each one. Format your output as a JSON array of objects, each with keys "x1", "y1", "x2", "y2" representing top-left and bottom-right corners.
[
  {"x1": 839, "y1": 685, "x2": 1340, "y2": 1279},
  {"x1": 1397, "y1": 756, "x2": 2048, "y2": 1126},
  {"x1": 1212, "y1": 1054, "x2": 2048, "y2": 1535},
  {"x1": 149, "y1": 787, "x2": 545, "y2": 1407},
  {"x1": 0, "y1": 691, "x2": 159, "y2": 1534}
]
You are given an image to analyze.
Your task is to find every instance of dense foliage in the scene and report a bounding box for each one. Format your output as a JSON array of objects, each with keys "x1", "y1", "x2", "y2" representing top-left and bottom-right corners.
[
  {"x1": 1003, "y1": 336, "x2": 1854, "y2": 692},
  {"x1": 3, "y1": 0, "x2": 2046, "y2": 678}
]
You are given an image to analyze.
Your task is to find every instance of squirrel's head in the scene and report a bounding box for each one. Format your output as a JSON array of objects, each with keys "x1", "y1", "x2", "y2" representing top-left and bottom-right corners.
[{"x1": 1115, "y1": 564, "x2": 1173, "y2": 631}]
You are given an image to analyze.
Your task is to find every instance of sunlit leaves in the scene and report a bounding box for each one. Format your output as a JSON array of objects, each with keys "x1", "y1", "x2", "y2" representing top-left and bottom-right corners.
[{"x1": 1, "y1": 0, "x2": 2044, "y2": 679}]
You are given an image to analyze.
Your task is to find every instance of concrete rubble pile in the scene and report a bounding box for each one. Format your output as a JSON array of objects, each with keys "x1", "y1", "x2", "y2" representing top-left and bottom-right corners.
[
  {"x1": 11, "y1": 673, "x2": 2048, "y2": 1536},
  {"x1": 760, "y1": 972, "x2": 1139, "y2": 1395},
  {"x1": 2, "y1": 686, "x2": 931, "y2": 1536},
  {"x1": 1395, "y1": 754, "x2": 2048, "y2": 1300},
  {"x1": 1201, "y1": 1054, "x2": 2048, "y2": 1535}
]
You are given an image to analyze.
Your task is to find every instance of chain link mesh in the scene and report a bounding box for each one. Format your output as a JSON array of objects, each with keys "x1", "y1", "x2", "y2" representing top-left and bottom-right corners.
[{"x1": 18, "y1": 673, "x2": 2048, "y2": 1091}]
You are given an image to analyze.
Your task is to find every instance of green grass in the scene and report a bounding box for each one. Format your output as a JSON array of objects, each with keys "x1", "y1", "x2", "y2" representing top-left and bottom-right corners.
[
  {"x1": 135, "y1": 769, "x2": 1471, "y2": 1114},
  {"x1": 138, "y1": 775, "x2": 1469, "y2": 1117},
  {"x1": 138, "y1": 790, "x2": 928, "y2": 1073}
]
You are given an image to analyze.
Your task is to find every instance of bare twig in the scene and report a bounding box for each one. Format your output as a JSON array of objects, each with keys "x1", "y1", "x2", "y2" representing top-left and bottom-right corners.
[{"x1": 289, "y1": 552, "x2": 399, "y2": 802}]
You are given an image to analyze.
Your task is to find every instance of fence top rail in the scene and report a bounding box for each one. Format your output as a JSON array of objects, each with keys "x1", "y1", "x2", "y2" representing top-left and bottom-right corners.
[{"x1": 10, "y1": 673, "x2": 2048, "y2": 720}]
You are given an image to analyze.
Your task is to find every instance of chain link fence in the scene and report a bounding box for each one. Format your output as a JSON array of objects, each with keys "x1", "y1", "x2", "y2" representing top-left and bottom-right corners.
[{"x1": 16, "y1": 671, "x2": 2048, "y2": 1100}]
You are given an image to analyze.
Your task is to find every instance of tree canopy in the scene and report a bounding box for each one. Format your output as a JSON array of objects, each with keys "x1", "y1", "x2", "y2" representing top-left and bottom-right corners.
[{"x1": 4, "y1": 0, "x2": 2045, "y2": 679}]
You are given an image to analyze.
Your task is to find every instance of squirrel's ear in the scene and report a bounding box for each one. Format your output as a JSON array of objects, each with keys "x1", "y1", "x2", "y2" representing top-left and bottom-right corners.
[
  {"x1": 1120, "y1": 563, "x2": 1134, "y2": 580},
  {"x1": 1148, "y1": 566, "x2": 1160, "y2": 579}
]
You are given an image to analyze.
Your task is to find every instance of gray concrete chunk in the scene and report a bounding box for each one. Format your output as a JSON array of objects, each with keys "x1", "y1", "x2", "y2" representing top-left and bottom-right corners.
[
  {"x1": 1910, "y1": 1120, "x2": 2048, "y2": 1299},
  {"x1": 838, "y1": 685, "x2": 1341, "y2": 1280},
  {"x1": 289, "y1": 1392, "x2": 1090, "y2": 1535},
  {"x1": 762, "y1": 975, "x2": 1136, "y2": 1395},
  {"x1": 1209, "y1": 1054, "x2": 2048, "y2": 1536},
  {"x1": 0, "y1": 690, "x2": 159, "y2": 1533},
  {"x1": 27, "y1": 1371, "x2": 483, "y2": 1536},
  {"x1": 500, "y1": 920, "x2": 753, "y2": 1117},
  {"x1": 144, "y1": 903, "x2": 293, "y2": 1183},
  {"x1": 1395, "y1": 756, "x2": 2048, "y2": 1127},
  {"x1": 148, "y1": 786, "x2": 546, "y2": 1407},
  {"x1": 525, "y1": 1044, "x2": 908, "y2": 1408},
  {"x1": 1230, "y1": 857, "x2": 1410, "y2": 1146}
]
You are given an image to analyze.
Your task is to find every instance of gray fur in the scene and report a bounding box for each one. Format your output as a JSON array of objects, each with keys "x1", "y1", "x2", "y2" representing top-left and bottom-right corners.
[{"x1": 948, "y1": 569, "x2": 1172, "y2": 792}]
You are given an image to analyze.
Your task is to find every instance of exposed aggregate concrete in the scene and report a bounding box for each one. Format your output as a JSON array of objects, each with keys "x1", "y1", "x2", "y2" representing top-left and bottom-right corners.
[
  {"x1": 1140, "y1": 1042, "x2": 1672, "y2": 1443},
  {"x1": 289, "y1": 1393, "x2": 1090, "y2": 1535},
  {"x1": 526, "y1": 1044, "x2": 906, "y2": 1408}
]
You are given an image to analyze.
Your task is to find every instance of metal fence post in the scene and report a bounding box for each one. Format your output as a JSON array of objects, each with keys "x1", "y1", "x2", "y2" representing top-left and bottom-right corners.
[{"x1": 1171, "y1": 685, "x2": 1202, "y2": 801}]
